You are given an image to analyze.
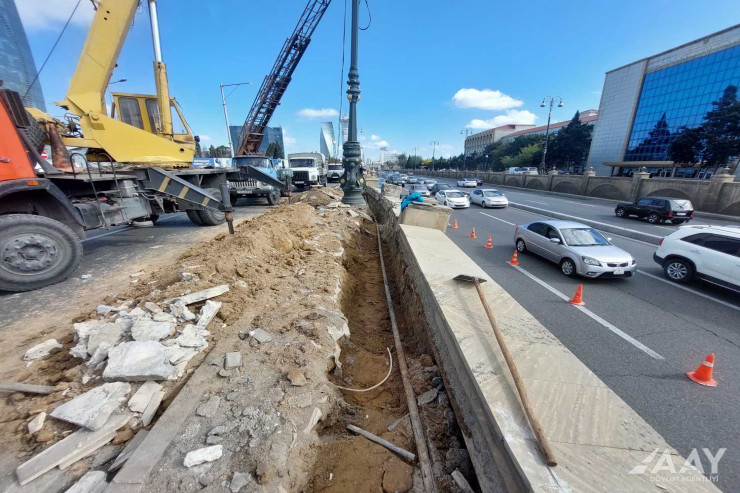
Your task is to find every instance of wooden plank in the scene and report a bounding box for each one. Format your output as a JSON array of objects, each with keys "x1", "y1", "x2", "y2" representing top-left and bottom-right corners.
[
  {"x1": 0, "y1": 381, "x2": 55, "y2": 395},
  {"x1": 16, "y1": 414, "x2": 130, "y2": 486}
]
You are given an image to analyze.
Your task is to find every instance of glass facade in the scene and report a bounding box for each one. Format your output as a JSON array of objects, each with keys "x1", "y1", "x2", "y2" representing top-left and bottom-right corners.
[
  {"x1": 625, "y1": 44, "x2": 740, "y2": 162},
  {"x1": 229, "y1": 126, "x2": 284, "y2": 155}
]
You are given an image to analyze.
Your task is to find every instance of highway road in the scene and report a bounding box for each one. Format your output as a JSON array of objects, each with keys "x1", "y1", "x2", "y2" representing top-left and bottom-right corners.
[{"x1": 418, "y1": 175, "x2": 739, "y2": 489}]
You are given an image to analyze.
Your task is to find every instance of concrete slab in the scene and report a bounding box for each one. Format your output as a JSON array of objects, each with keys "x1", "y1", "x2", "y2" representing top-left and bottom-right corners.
[{"x1": 397, "y1": 223, "x2": 719, "y2": 492}]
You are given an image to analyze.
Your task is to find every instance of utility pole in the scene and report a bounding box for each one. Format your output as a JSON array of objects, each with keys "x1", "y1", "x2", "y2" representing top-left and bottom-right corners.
[
  {"x1": 220, "y1": 81, "x2": 253, "y2": 158},
  {"x1": 341, "y1": 0, "x2": 365, "y2": 204},
  {"x1": 539, "y1": 96, "x2": 563, "y2": 171},
  {"x1": 430, "y1": 140, "x2": 439, "y2": 161},
  {"x1": 461, "y1": 129, "x2": 473, "y2": 170}
]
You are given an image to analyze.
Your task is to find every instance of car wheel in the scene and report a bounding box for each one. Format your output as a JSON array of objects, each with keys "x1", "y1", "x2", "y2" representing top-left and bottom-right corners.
[
  {"x1": 516, "y1": 238, "x2": 527, "y2": 253},
  {"x1": 664, "y1": 258, "x2": 693, "y2": 283},
  {"x1": 481, "y1": 201, "x2": 487, "y2": 208},
  {"x1": 615, "y1": 207, "x2": 626, "y2": 218},
  {"x1": 647, "y1": 212, "x2": 660, "y2": 224},
  {"x1": 186, "y1": 210, "x2": 205, "y2": 226},
  {"x1": 560, "y1": 258, "x2": 577, "y2": 277}
]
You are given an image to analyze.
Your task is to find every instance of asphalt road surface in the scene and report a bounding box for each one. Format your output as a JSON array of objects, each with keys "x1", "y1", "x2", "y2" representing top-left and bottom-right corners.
[{"x1": 418, "y1": 175, "x2": 739, "y2": 489}]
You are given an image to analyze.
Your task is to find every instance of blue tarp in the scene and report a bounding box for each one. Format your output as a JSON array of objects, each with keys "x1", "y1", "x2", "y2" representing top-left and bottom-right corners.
[{"x1": 401, "y1": 192, "x2": 425, "y2": 211}]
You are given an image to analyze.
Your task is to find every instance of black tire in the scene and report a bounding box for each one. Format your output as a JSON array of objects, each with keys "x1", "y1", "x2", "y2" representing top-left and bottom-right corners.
[
  {"x1": 560, "y1": 258, "x2": 577, "y2": 277},
  {"x1": 0, "y1": 214, "x2": 82, "y2": 292},
  {"x1": 615, "y1": 207, "x2": 626, "y2": 218},
  {"x1": 481, "y1": 201, "x2": 487, "y2": 208},
  {"x1": 647, "y1": 212, "x2": 660, "y2": 224},
  {"x1": 186, "y1": 210, "x2": 205, "y2": 226},
  {"x1": 196, "y1": 188, "x2": 226, "y2": 226},
  {"x1": 266, "y1": 189, "x2": 280, "y2": 206},
  {"x1": 664, "y1": 258, "x2": 693, "y2": 283},
  {"x1": 515, "y1": 238, "x2": 527, "y2": 253},
  {"x1": 18, "y1": 111, "x2": 46, "y2": 153}
]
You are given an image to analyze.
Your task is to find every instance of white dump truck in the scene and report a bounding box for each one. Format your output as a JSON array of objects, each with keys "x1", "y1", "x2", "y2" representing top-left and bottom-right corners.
[{"x1": 288, "y1": 152, "x2": 328, "y2": 188}]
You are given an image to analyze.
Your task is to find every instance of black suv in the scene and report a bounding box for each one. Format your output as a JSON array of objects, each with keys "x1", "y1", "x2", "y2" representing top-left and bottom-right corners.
[{"x1": 615, "y1": 197, "x2": 694, "y2": 224}]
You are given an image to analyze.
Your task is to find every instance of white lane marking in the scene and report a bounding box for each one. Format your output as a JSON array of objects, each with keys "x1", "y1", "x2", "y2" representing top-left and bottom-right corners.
[
  {"x1": 559, "y1": 199, "x2": 600, "y2": 208},
  {"x1": 478, "y1": 212, "x2": 515, "y2": 226},
  {"x1": 509, "y1": 264, "x2": 664, "y2": 360},
  {"x1": 508, "y1": 202, "x2": 663, "y2": 240},
  {"x1": 82, "y1": 227, "x2": 132, "y2": 242},
  {"x1": 637, "y1": 270, "x2": 740, "y2": 312},
  {"x1": 526, "y1": 200, "x2": 549, "y2": 205}
]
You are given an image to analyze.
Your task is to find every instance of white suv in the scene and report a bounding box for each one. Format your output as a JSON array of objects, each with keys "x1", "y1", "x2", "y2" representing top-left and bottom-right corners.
[{"x1": 653, "y1": 225, "x2": 740, "y2": 291}]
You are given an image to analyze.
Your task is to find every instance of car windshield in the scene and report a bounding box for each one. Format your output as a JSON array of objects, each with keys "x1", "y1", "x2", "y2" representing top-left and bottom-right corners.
[
  {"x1": 233, "y1": 156, "x2": 270, "y2": 167},
  {"x1": 438, "y1": 185, "x2": 450, "y2": 190},
  {"x1": 412, "y1": 185, "x2": 427, "y2": 191},
  {"x1": 328, "y1": 165, "x2": 343, "y2": 170},
  {"x1": 483, "y1": 191, "x2": 503, "y2": 197},
  {"x1": 669, "y1": 199, "x2": 693, "y2": 211},
  {"x1": 290, "y1": 159, "x2": 315, "y2": 168},
  {"x1": 560, "y1": 228, "x2": 609, "y2": 246},
  {"x1": 446, "y1": 191, "x2": 464, "y2": 198}
]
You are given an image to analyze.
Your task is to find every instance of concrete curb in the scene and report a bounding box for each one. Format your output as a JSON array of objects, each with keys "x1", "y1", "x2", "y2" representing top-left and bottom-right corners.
[{"x1": 506, "y1": 201, "x2": 664, "y2": 245}]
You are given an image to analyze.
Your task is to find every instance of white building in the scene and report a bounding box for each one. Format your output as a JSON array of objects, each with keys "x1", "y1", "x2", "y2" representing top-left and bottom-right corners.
[
  {"x1": 379, "y1": 147, "x2": 399, "y2": 164},
  {"x1": 464, "y1": 124, "x2": 535, "y2": 156}
]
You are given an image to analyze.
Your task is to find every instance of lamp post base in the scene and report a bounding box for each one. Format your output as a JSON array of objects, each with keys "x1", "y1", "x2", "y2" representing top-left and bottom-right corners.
[{"x1": 341, "y1": 140, "x2": 366, "y2": 205}]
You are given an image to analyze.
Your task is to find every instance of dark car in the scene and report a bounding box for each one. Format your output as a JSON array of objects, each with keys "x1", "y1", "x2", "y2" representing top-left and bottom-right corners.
[
  {"x1": 615, "y1": 197, "x2": 694, "y2": 224},
  {"x1": 474, "y1": 177, "x2": 483, "y2": 186},
  {"x1": 430, "y1": 183, "x2": 452, "y2": 195}
]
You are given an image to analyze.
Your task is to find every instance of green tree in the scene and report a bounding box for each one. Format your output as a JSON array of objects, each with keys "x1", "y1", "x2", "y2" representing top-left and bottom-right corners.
[
  {"x1": 668, "y1": 127, "x2": 704, "y2": 166},
  {"x1": 195, "y1": 139, "x2": 203, "y2": 158},
  {"x1": 265, "y1": 142, "x2": 285, "y2": 159},
  {"x1": 547, "y1": 111, "x2": 593, "y2": 172},
  {"x1": 208, "y1": 145, "x2": 217, "y2": 158}
]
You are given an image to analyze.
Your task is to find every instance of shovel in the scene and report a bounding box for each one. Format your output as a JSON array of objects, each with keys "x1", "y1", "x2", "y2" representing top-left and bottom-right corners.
[{"x1": 453, "y1": 274, "x2": 557, "y2": 467}]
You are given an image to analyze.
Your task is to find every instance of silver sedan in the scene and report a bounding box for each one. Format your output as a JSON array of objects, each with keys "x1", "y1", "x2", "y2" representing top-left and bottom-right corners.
[
  {"x1": 470, "y1": 189, "x2": 509, "y2": 208},
  {"x1": 513, "y1": 220, "x2": 636, "y2": 278}
]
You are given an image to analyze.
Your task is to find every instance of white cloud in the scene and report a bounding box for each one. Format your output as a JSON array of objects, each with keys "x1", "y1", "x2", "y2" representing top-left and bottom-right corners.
[
  {"x1": 199, "y1": 135, "x2": 212, "y2": 142},
  {"x1": 370, "y1": 134, "x2": 381, "y2": 141},
  {"x1": 466, "y1": 109, "x2": 537, "y2": 130},
  {"x1": 16, "y1": 0, "x2": 95, "y2": 31},
  {"x1": 452, "y1": 88, "x2": 523, "y2": 111},
  {"x1": 297, "y1": 108, "x2": 339, "y2": 119}
]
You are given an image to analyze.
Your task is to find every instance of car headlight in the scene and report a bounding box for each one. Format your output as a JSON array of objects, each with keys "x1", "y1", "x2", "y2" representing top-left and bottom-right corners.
[{"x1": 582, "y1": 256, "x2": 601, "y2": 266}]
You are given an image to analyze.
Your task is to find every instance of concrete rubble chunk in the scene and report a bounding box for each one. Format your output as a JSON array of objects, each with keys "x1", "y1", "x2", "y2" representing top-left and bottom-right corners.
[
  {"x1": 127, "y1": 381, "x2": 163, "y2": 413},
  {"x1": 178, "y1": 285, "x2": 229, "y2": 305},
  {"x1": 127, "y1": 307, "x2": 147, "y2": 318},
  {"x1": 417, "y1": 387, "x2": 438, "y2": 406},
  {"x1": 152, "y1": 311, "x2": 177, "y2": 324},
  {"x1": 114, "y1": 316, "x2": 134, "y2": 332},
  {"x1": 97, "y1": 305, "x2": 115, "y2": 316},
  {"x1": 230, "y1": 472, "x2": 252, "y2": 492},
  {"x1": 87, "y1": 342, "x2": 113, "y2": 369},
  {"x1": 141, "y1": 389, "x2": 164, "y2": 426},
  {"x1": 180, "y1": 272, "x2": 196, "y2": 281},
  {"x1": 87, "y1": 323, "x2": 124, "y2": 355},
  {"x1": 303, "y1": 407, "x2": 322, "y2": 434},
  {"x1": 169, "y1": 300, "x2": 196, "y2": 322},
  {"x1": 103, "y1": 341, "x2": 173, "y2": 382},
  {"x1": 164, "y1": 346, "x2": 200, "y2": 365},
  {"x1": 287, "y1": 369, "x2": 307, "y2": 387},
  {"x1": 65, "y1": 470, "x2": 108, "y2": 493},
  {"x1": 24, "y1": 339, "x2": 62, "y2": 361},
  {"x1": 131, "y1": 318, "x2": 174, "y2": 342},
  {"x1": 196, "y1": 300, "x2": 222, "y2": 329},
  {"x1": 172, "y1": 324, "x2": 209, "y2": 348},
  {"x1": 196, "y1": 396, "x2": 221, "y2": 418},
  {"x1": 28, "y1": 412, "x2": 46, "y2": 434},
  {"x1": 144, "y1": 302, "x2": 162, "y2": 313},
  {"x1": 224, "y1": 352, "x2": 242, "y2": 369},
  {"x1": 16, "y1": 414, "x2": 130, "y2": 485},
  {"x1": 183, "y1": 445, "x2": 222, "y2": 468},
  {"x1": 249, "y1": 328, "x2": 272, "y2": 343},
  {"x1": 51, "y1": 382, "x2": 131, "y2": 431}
]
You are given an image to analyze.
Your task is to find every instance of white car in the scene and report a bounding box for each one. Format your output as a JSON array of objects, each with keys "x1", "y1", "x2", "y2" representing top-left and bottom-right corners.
[
  {"x1": 435, "y1": 190, "x2": 470, "y2": 208},
  {"x1": 653, "y1": 225, "x2": 740, "y2": 291},
  {"x1": 457, "y1": 178, "x2": 477, "y2": 187},
  {"x1": 470, "y1": 189, "x2": 508, "y2": 208}
]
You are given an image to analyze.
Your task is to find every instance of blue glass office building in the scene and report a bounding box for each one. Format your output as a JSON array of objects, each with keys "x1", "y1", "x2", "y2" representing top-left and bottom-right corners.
[
  {"x1": 588, "y1": 25, "x2": 740, "y2": 176},
  {"x1": 0, "y1": 0, "x2": 46, "y2": 110},
  {"x1": 229, "y1": 126, "x2": 284, "y2": 155}
]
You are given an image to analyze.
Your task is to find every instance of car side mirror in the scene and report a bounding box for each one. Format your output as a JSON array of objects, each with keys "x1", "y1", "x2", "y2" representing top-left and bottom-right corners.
[{"x1": 549, "y1": 238, "x2": 561, "y2": 244}]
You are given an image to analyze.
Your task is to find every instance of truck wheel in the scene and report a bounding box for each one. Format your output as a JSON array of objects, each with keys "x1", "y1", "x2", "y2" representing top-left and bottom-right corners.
[
  {"x1": 186, "y1": 210, "x2": 205, "y2": 226},
  {"x1": 266, "y1": 189, "x2": 280, "y2": 206},
  {"x1": 196, "y1": 188, "x2": 226, "y2": 226},
  {"x1": 0, "y1": 214, "x2": 83, "y2": 292}
]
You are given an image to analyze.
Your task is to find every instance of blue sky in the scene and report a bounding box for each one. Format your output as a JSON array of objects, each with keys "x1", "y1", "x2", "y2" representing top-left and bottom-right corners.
[{"x1": 17, "y1": 0, "x2": 740, "y2": 160}]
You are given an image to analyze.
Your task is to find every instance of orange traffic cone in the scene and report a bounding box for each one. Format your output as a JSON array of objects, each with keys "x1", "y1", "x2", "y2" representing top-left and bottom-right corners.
[
  {"x1": 485, "y1": 236, "x2": 493, "y2": 249},
  {"x1": 687, "y1": 354, "x2": 717, "y2": 387},
  {"x1": 469, "y1": 228, "x2": 476, "y2": 239},
  {"x1": 452, "y1": 219, "x2": 458, "y2": 229},
  {"x1": 569, "y1": 284, "x2": 585, "y2": 306},
  {"x1": 508, "y1": 250, "x2": 519, "y2": 266}
]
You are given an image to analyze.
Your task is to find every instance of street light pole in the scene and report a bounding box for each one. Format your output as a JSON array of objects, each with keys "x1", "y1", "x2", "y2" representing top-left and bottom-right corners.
[
  {"x1": 430, "y1": 140, "x2": 439, "y2": 161},
  {"x1": 461, "y1": 128, "x2": 472, "y2": 170},
  {"x1": 539, "y1": 96, "x2": 563, "y2": 171},
  {"x1": 341, "y1": 0, "x2": 365, "y2": 204},
  {"x1": 220, "y1": 81, "x2": 253, "y2": 158}
]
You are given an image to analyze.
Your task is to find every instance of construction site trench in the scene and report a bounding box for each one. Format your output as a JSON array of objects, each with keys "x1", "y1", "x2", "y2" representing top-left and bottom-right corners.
[{"x1": 0, "y1": 188, "x2": 475, "y2": 493}]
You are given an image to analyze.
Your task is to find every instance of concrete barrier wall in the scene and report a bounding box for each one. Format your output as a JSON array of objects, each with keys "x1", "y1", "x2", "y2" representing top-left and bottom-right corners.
[
  {"x1": 364, "y1": 186, "x2": 720, "y2": 492},
  {"x1": 401, "y1": 169, "x2": 740, "y2": 216}
]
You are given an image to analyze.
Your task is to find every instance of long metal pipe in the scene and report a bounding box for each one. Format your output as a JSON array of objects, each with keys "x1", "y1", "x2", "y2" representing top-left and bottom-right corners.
[{"x1": 148, "y1": 0, "x2": 163, "y2": 62}]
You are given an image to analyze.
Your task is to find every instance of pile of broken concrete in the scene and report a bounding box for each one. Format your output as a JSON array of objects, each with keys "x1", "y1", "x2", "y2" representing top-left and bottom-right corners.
[{"x1": 16, "y1": 284, "x2": 230, "y2": 490}]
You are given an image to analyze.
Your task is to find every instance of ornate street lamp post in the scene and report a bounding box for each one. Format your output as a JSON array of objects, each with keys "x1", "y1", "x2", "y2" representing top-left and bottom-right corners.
[
  {"x1": 340, "y1": 0, "x2": 365, "y2": 204},
  {"x1": 461, "y1": 128, "x2": 473, "y2": 170},
  {"x1": 539, "y1": 96, "x2": 563, "y2": 171}
]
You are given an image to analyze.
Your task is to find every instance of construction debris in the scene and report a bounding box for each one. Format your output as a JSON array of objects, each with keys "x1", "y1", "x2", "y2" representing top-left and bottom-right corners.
[
  {"x1": 49, "y1": 382, "x2": 131, "y2": 431},
  {"x1": 65, "y1": 470, "x2": 108, "y2": 493},
  {"x1": 196, "y1": 395, "x2": 221, "y2": 418},
  {"x1": 23, "y1": 339, "x2": 62, "y2": 362},
  {"x1": 183, "y1": 444, "x2": 223, "y2": 467},
  {"x1": 16, "y1": 414, "x2": 130, "y2": 485},
  {"x1": 287, "y1": 369, "x2": 307, "y2": 387},
  {"x1": 249, "y1": 328, "x2": 272, "y2": 343},
  {"x1": 177, "y1": 285, "x2": 230, "y2": 305},
  {"x1": 0, "y1": 381, "x2": 55, "y2": 394},
  {"x1": 141, "y1": 389, "x2": 164, "y2": 426},
  {"x1": 127, "y1": 381, "x2": 162, "y2": 413},
  {"x1": 108, "y1": 429, "x2": 148, "y2": 473},
  {"x1": 103, "y1": 341, "x2": 173, "y2": 381},
  {"x1": 347, "y1": 424, "x2": 416, "y2": 462},
  {"x1": 224, "y1": 352, "x2": 242, "y2": 369},
  {"x1": 27, "y1": 412, "x2": 46, "y2": 435},
  {"x1": 131, "y1": 319, "x2": 174, "y2": 341},
  {"x1": 230, "y1": 472, "x2": 252, "y2": 492},
  {"x1": 452, "y1": 469, "x2": 476, "y2": 493}
]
